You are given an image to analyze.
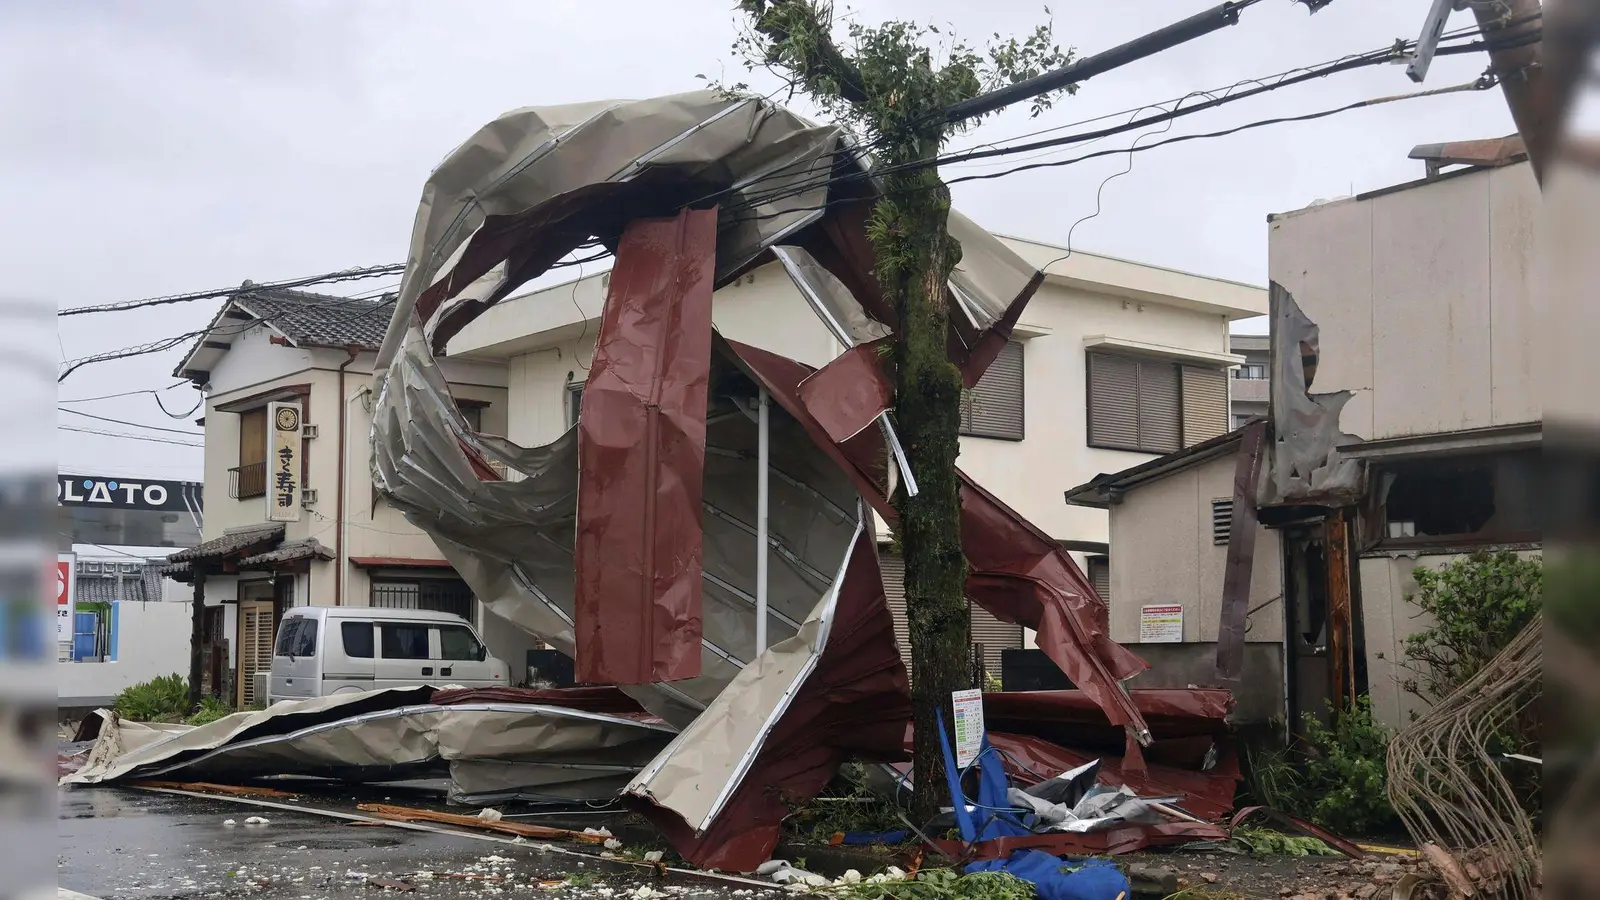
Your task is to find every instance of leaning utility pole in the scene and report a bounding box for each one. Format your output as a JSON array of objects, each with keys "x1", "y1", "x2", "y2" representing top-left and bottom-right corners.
[
  {"x1": 733, "y1": 0, "x2": 1253, "y2": 817},
  {"x1": 1469, "y1": 0, "x2": 1550, "y2": 182}
]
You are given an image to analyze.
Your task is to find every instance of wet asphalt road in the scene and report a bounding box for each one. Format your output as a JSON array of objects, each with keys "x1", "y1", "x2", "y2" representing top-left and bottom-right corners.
[{"x1": 58, "y1": 788, "x2": 771, "y2": 900}]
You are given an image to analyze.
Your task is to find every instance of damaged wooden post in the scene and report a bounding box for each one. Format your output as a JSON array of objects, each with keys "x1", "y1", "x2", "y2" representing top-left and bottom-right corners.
[
  {"x1": 187, "y1": 570, "x2": 207, "y2": 706},
  {"x1": 1324, "y1": 507, "x2": 1356, "y2": 710},
  {"x1": 1215, "y1": 419, "x2": 1266, "y2": 682}
]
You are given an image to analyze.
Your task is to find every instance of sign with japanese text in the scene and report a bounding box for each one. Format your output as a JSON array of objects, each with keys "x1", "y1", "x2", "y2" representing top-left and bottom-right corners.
[
  {"x1": 1139, "y1": 604, "x2": 1184, "y2": 643},
  {"x1": 951, "y1": 688, "x2": 985, "y2": 768},
  {"x1": 57, "y1": 553, "x2": 76, "y2": 642},
  {"x1": 266, "y1": 401, "x2": 303, "y2": 523}
]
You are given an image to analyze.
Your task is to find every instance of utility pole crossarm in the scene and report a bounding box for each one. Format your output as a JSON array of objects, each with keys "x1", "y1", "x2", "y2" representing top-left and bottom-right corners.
[{"x1": 944, "y1": 1, "x2": 1252, "y2": 125}]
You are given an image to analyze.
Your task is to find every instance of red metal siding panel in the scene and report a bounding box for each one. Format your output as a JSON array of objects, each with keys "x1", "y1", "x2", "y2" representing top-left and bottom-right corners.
[{"x1": 573, "y1": 208, "x2": 718, "y2": 685}]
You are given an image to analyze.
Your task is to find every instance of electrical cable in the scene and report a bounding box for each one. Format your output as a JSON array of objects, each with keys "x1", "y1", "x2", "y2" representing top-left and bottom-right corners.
[
  {"x1": 713, "y1": 20, "x2": 1535, "y2": 220},
  {"x1": 58, "y1": 408, "x2": 206, "y2": 437},
  {"x1": 58, "y1": 264, "x2": 406, "y2": 317},
  {"x1": 59, "y1": 425, "x2": 205, "y2": 448},
  {"x1": 59, "y1": 382, "x2": 191, "y2": 405}
]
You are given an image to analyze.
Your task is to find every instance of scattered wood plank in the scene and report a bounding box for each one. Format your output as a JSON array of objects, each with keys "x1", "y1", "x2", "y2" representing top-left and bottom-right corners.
[
  {"x1": 1421, "y1": 843, "x2": 1477, "y2": 899},
  {"x1": 128, "y1": 780, "x2": 299, "y2": 799},
  {"x1": 355, "y1": 803, "x2": 607, "y2": 844}
]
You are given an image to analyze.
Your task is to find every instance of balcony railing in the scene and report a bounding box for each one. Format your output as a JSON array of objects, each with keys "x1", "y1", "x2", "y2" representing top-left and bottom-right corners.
[{"x1": 230, "y1": 462, "x2": 266, "y2": 499}]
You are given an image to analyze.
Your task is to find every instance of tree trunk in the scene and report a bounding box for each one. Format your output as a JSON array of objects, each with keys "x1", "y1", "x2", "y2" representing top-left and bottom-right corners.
[{"x1": 880, "y1": 151, "x2": 972, "y2": 820}]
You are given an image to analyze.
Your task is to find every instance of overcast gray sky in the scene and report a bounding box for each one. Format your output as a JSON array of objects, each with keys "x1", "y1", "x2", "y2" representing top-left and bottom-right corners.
[{"x1": 17, "y1": 0, "x2": 1507, "y2": 481}]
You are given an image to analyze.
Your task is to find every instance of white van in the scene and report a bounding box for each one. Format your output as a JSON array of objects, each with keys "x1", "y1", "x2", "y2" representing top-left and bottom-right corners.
[{"x1": 267, "y1": 607, "x2": 512, "y2": 704}]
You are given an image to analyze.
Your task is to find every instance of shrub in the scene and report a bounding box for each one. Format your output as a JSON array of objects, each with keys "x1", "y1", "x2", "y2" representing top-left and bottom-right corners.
[
  {"x1": 186, "y1": 695, "x2": 235, "y2": 726},
  {"x1": 1291, "y1": 697, "x2": 1399, "y2": 835},
  {"x1": 1400, "y1": 550, "x2": 1542, "y2": 708},
  {"x1": 113, "y1": 673, "x2": 190, "y2": 723}
]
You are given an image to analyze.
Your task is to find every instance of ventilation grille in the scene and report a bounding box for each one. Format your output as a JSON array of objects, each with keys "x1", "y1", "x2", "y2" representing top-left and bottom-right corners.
[{"x1": 1211, "y1": 498, "x2": 1234, "y2": 545}]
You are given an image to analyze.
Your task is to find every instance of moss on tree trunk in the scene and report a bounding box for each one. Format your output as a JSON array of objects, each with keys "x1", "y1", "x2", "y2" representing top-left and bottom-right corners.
[{"x1": 875, "y1": 150, "x2": 971, "y2": 819}]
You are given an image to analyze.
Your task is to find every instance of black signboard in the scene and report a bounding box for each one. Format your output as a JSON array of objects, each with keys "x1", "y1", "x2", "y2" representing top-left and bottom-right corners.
[{"x1": 58, "y1": 474, "x2": 202, "y2": 514}]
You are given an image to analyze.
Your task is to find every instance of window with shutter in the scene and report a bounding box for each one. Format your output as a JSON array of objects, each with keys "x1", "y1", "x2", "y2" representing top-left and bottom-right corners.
[
  {"x1": 1087, "y1": 555, "x2": 1111, "y2": 604},
  {"x1": 960, "y1": 341, "x2": 1024, "y2": 440},
  {"x1": 1181, "y1": 366, "x2": 1229, "y2": 446},
  {"x1": 878, "y1": 552, "x2": 912, "y2": 678},
  {"x1": 1087, "y1": 352, "x2": 1185, "y2": 453}
]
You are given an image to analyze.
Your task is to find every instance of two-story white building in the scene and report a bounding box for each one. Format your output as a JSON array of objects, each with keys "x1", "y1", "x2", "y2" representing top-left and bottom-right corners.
[
  {"x1": 443, "y1": 235, "x2": 1266, "y2": 676},
  {"x1": 164, "y1": 286, "x2": 518, "y2": 708}
]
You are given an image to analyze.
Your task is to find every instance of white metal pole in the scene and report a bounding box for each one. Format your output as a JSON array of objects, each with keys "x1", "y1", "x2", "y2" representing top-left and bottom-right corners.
[{"x1": 756, "y1": 387, "x2": 771, "y2": 656}]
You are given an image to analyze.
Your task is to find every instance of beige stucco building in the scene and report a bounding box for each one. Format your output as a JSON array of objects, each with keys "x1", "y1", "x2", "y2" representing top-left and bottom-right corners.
[
  {"x1": 1064, "y1": 152, "x2": 1542, "y2": 731},
  {"x1": 446, "y1": 234, "x2": 1267, "y2": 676},
  {"x1": 165, "y1": 288, "x2": 524, "y2": 707}
]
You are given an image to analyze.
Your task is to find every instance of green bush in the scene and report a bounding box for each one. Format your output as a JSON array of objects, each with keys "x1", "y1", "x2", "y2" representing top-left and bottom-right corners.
[
  {"x1": 113, "y1": 673, "x2": 190, "y2": 723},
  {"x1": 185, "y1": 695, "x2": 235, "y2": 726},
  {"x1": 1291, "y1": 697, "x2": 1399, "y2": 835},
  {"x1": 1401, "y1": 550, "x2": 1542, "y2": 707}
]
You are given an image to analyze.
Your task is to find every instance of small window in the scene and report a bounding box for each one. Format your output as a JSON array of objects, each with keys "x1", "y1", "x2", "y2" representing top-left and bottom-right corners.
[
  {"x1": 438, "y1": 625, "x2": 485, "y2": 662},
  {"x1": 1212, "y1": 498, "x2": 1234, "y2": 545},
  {"x1": 1087, "y1": 556, "x2": 1111, "y2": 603},
  {"x1": 960, "y1": 341, "x2": 1024, "y2": 440},
  {"x1": 341, "y1": 621, "x2": 374, "y2": 659},
  {"x1": 380, "y1": 623, "x2": 431, "y2": 660},
  {"x1": 273, "y1": 619, "x2": 302, "y2": 657},
  {"x1": 1233, "y1": 364, "x2": 1267, "y2": 380},
  {"x1": 566, "y1": 383, "x2": 584, "y2": 428}
]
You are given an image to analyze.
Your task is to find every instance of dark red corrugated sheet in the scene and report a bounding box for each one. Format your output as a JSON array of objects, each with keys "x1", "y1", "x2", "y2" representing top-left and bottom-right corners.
[
  {"x1": 431, "y1": 685, "x2": 663, "y2": 722},
  {"x1": 629, "y1": 531, "x2": 912, "y2": 872},
  {"x1": 797, "y1": 341, "x2": 892, "y2": 443},
  {"x1": 573, "y1": 208, "x2": 717, "y2": 685},
  {"x1": 723, "y1": 339, "x2": 1153, "y2": 742}
]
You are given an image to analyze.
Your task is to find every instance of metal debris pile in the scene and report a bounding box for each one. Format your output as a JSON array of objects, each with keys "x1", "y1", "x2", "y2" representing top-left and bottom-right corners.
[{"x1": 63, "y1": 91, "x2": 1241, "y2": 887}]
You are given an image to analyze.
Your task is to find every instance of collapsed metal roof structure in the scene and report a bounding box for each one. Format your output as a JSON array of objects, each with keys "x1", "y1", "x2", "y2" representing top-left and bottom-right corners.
[{"x1": 361, "y1": 90, "x2": 1160, "y2": 870}]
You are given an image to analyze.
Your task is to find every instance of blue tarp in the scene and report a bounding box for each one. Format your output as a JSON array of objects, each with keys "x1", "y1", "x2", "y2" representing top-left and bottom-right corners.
[{"x1": 936, "y1": 708, "x2": 1131, "y2": 900}]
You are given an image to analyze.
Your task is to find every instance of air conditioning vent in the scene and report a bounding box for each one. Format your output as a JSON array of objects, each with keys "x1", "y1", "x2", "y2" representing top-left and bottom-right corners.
[
  {"x1": 301, "y1": 488, "x2": 320, "y2": 507},
  {"x1": 1211, "y1": 498, "x2": 1233, "y2": 545}
]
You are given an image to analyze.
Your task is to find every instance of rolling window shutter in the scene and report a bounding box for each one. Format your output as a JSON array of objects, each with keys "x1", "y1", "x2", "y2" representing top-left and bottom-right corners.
[
  {"x1": 961, "y1": 341, "x2": 1024, "y2": 439},
  {"x1": 969, "y1": 602, "x2": 1021, "y2": 682},
  {"x1": 1088, "y1": 353, "x2": 1140, "y2": 449},
  {"x1": 1137, "y1": 360, "x2": 1182, "y2": 453},
  {"x1": 239, "y1": 408, "x2": 267, "y2": 467},
  {"x1": 879, "y1": 551, "x2": 913, "y2": 679},
  {"x1": 1182, "y1": 365, "x2": 1229, "y2": 446},
  {"x1": 1088, "y1": 556, "x2": 1111, "y2": 603}
]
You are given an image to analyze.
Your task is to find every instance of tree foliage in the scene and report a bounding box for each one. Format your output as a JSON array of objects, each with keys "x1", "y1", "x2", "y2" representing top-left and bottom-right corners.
[{"x1": 1399, "y1": 550, "x2": 1543, "y2": 707}]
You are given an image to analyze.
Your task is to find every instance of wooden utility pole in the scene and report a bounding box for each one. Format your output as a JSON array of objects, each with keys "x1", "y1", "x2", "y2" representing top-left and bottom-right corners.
[{"x1": 1470, "y1": 0, "x2": 1551, "y2": 182}]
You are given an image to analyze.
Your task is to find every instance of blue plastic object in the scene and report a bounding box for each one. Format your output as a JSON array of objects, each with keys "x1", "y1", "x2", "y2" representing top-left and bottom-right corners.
[{"x1": 934, "y1": 707, "x2": 1131, "y2": 900}]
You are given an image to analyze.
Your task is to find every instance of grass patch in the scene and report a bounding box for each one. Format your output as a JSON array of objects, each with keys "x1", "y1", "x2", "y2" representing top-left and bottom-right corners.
[{"x1": 185, "y1": 695, "x2": 235, "y2": 726}]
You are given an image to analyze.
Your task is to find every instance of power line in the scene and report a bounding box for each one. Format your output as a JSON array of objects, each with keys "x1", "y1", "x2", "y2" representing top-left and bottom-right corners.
[
  {"x1": 714, "y1": 20, "x2": 1534, "y2": 220},
  {"x1": 58, "y1": 408, "x2": 206, "y2": 437},
  {"x1": 713, "y1": 74, "x2": 1496, "y2": 231},
  {"x1": 57, "y1": 294, "x2": 398, "y2": 383},
  {"x1": 58, "y1": 264, "x2": 405, "y2": 317},
  {"x1": 59, "y1": 382, "x2": 191, "y2": 405},
  {"x1": 59, "y1": 425, "x2": 205, "y2": 448}
]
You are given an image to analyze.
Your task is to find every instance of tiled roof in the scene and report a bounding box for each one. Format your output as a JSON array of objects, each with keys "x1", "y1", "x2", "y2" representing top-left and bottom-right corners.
[
  {"x1": 174, "y1": 285, "x2": 397, "y2": 380},
  {"x1": 74, "y1": 565, "x2": 166, "y2": 603},
  {"x1": 166, "y1": 523, "x2": 284, "y2": 564},
  {"x1": 238, "y1": 538, "x2": 332, "y2": 568},
  {"x1": 234, "y1": 287, "x2": 397, "y2": 351}
]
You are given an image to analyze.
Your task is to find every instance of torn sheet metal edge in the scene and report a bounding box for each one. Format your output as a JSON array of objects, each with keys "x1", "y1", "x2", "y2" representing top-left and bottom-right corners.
[
  {"x1": 692, "y1": 509, "x2": 866, "y2": 833},
  {"x1": 134, "y1": 703, "x2": 676, "y2": 780},
  {"x1": 131, "y1": 785, "x2": 776, "y2": 891},
  {"x1": 613, "y1": 100, "x2": 754, "y2": 181},
  {"x1": 773, "y1": 245, "x2": 856, "y2": 347}
]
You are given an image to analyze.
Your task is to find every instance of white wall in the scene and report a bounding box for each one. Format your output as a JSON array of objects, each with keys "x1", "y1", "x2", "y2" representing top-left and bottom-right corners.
[
  {"x1": 484, "y1": 261, "x2": 1243, "y2": 545},
  {"x1": 1106, "y1": 450, "x2": 1284, "y2": 646},
  {"x1": 1358, "y1": 548, "x2": 1541, "y2": 730},
  {"x1": 1267, "y1": 163, "x2": 1541, "y2": 441},
  {"x1": 57, "y1": 600, "x2": 193, "y2": 704}
]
